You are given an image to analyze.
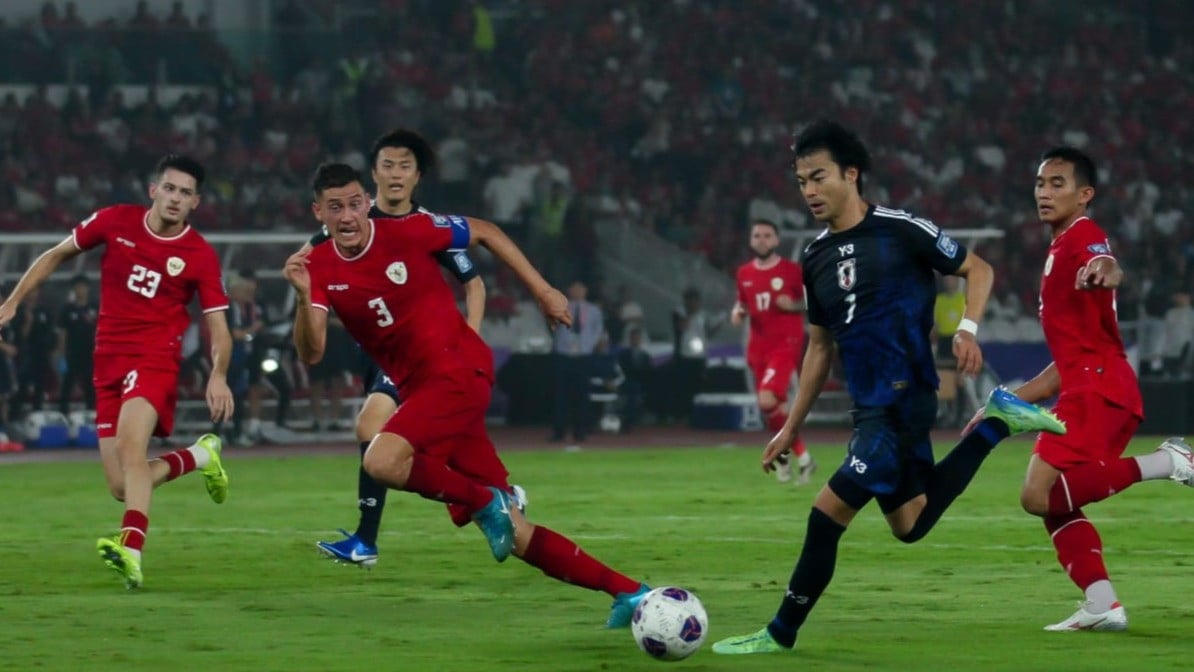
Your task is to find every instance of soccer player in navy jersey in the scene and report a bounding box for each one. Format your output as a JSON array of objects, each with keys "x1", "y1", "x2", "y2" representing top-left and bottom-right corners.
[
  {"x1": 285, "y1": 163, "x2": 650, "y2": 626},
  {"x1": 713, "y1": 121, "x2": 1067, "y2": 654}
]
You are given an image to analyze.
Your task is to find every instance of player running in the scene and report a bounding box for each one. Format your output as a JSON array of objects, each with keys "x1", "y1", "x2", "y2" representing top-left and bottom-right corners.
[
  {"x1": 963, "y1": 147, "x2": 1193, "y2": 631},
  {"x1": 0, "y1": 155, "x2": 233, "y2": 589},
  {"x1": 731, "y1": 219, "x2": 815, "y2": 484}
]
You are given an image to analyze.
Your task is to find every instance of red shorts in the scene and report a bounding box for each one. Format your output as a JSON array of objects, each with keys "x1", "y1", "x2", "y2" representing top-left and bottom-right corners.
[
  {"x1": 749, "y1": 349, "x2": 799, "y2": 402},
  {"x1": 93, "y1": 356, "x2": 179, "y2": 439},
  {"x1": 382, "y1": 367, "x2": 510, "y2": 527},
  {"x1": 1034, "y1": 391, "x2": 1142, "y2": 470}
]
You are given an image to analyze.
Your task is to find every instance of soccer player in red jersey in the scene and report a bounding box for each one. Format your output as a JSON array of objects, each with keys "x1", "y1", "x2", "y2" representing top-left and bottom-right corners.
[
  {"x1": 0, "y1": 155, "x2": 235, "y2": 589},
  {"x1": 965, "y1": 147, "x2": 1193, "y2": 631},
  {"x1": 731, "y1": 219, "x2": 815, "y2": 484},
  {"x1": 284, "y1": 163, "x2": 650, "y2": 626}
]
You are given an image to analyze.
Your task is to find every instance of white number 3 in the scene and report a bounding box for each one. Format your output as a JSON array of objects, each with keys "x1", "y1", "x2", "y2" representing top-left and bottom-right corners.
[
  {"x1": 368, "y1": 298, "x2": 394, "y2": 327},
  {"x1": 122, "y1": 370, "x2": 138, "y2": 395}
]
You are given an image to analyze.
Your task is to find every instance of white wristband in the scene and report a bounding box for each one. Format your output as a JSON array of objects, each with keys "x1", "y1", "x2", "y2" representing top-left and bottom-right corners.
[{"x1": 956, "y1": 318, "x2": 979, "y2": 336}]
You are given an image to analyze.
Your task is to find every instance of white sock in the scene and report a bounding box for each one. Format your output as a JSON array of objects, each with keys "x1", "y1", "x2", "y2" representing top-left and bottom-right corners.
[
  {"x1": 1084, "y1": 580, "x2": 1118, "y2": 613},
  {"x1": 127, "y1": 548, "x2": 142, "y2": 561},
  {"x1": 797, "y1": 451, "x2": 812, "y2": 467},
  {"x1": 1134, "y1": 451, "x2": 1172, "y2": 481},
  {"x1": 187, "y1": 443, "x2": 212, "y2": 469}
]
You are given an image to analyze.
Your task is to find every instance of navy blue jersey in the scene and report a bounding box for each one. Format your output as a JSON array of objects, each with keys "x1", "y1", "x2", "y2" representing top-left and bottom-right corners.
[
  {"x1": 802, "y1": 205, "x2": 966, "y2": 407},
  {"x1": 308, "y1": 200, "x2": 479, "y2": 283}
]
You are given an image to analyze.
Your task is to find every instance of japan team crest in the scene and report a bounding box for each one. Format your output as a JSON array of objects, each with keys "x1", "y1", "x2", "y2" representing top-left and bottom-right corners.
[
  {"x1": 770, "y1": 277, "x2": 784, "y2": 291},
  {"x1": 836, "y1": 258, "x2": 856, "y2": 290},
  {"x1": 166, "y1": 256, "x2": 186, "y2": 277},
  {"x1": 386, "y1": 261, "x2": 408, "y2": 285}
]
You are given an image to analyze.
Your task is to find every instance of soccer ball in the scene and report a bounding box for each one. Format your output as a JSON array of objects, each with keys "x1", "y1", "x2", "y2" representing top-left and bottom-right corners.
[{"x1": 630, "y1": 587, "x2": 708, "y2": 661}]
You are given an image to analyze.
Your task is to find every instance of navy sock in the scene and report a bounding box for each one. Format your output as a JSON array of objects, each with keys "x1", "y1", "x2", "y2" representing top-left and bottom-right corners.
[
  {"x1": 354, "y1": 441, "x2": 388, "y2": 546},
  {"x1": 900, "y1": 418, "x2": 1008, "y2": 543},
  {"x1": 768, "y1": 508, "x2": 846, "y2": 648}
]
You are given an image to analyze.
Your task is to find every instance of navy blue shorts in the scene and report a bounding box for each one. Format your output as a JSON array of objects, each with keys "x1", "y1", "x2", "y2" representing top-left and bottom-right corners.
[
  {"x1": 835, "y1": 389, "x2": 937, "y2": 508},
  {"x1": 361, "y1": 355, "x2": 400, "y2": 403}
]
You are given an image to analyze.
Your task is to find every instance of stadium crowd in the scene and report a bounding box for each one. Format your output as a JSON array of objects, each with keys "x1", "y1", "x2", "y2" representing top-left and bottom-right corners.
[{"x1": 1, "y1": 0, "x2": 1192, "y2": 424}]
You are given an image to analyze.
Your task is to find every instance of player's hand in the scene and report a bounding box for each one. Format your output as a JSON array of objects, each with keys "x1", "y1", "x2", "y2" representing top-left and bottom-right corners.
[
  {"x1": 536, "y1": 286, "x2": 572, "y2": 330},
  {"x1": 952, "y1": 331, "x2": 983, "y2": 377},
  {"x1": 1076, "y1": 258, "x2": 1122, "y2": 290},
  {"x1": 961, "y1": 406, "x2": 985, "y2": 437},
  {"x1": 730, "y1": 304, "x2": 746, "y2": 327},
  {"x1": 761, "y1": 427, "x2": 796, "y2": 473},
  {"x1": 775, "y1": 295, "x2": 798, "y2": 311},
  {"x1": 282, "y1": 250, "x2": 312, "y2": 294},
  {"x1": 205, "y1": 376, "x2": 235, "y2": 423},
  {"x1": 0, "y1": 301, "x2": 15, "y2": 334}
]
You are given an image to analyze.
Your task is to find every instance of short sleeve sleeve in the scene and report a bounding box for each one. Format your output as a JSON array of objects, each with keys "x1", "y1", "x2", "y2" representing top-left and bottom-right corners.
[
  {"x1": 306, "y1": 254, "x2": 329, "y2": 312},
  {"x1": 735, "y1": 267, "x2": 748, "y2": 304},
  {"x1": 804, "y1": 273, "x2": 828, "y2": 327},
  {"x1": 408, "y1": 213, "x2": 470, "y2": 253},
  {"x1": 787, "y1": 263, "x2": 805, "y2": 300},
  {"x1": 1070, "y1": 221, "x2": 1115, "y2": 268},
  {"x1": 195, "y1": 246, "x2": 229, "y2": 314},
  {"x1": 889, "y1": 214, "x2": 968, "y2": 275},
  {"x1": 71, "y1": 208, "x2": 115, "y2": 251},
  {"x1": 435, "y1": 249, "x2": 479, "y2": 282}
]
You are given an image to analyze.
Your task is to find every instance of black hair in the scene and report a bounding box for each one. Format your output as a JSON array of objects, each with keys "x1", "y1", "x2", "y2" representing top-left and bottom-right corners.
[
  {"x1": 791, "y1": 120, "x2": 872, "y2": 194},
  {"x1": 310, "y1": 163, "x2": 364, "y2": 198},
  {"x1": 751, "y1": 218, "x2": 780, "y2": 234},
  {"x1": 1040, "y1": 146, "x2": 1098, "y2": 192},
  {"x1": 369, "y1": 128, "x2": 436, "y2": 174},
  {"x1": 69, "y1": 273, "x2": 88, "y2": 286},
  {"x1": 154, "y1": 154, "x2": 205, "y2": 189}
]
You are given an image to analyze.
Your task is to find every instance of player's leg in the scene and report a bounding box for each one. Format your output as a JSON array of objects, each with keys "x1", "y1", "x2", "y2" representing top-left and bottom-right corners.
[
  {"x1": 715, "y1": 415, "x2": 888, "y2": 655},
  {"x1": 316, "y1": 386, "x2": 397, "y2": 567},
  {"x1": 757, "y1": 352, "x2": 813, "y2": 484},
  {"x1": 95, "y1": 396, "x2": 157, "y2": 589},
  {"x1": 1023, "y1": 396, "x2": 1191, "y2": 518},
  {"x1": 892, "y1": 387, "x2": 1066, "y2": 543}
]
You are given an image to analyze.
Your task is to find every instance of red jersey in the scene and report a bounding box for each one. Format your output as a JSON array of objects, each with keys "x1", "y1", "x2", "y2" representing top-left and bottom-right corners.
[
  {"x1": 306, "y1": 213, "x2": 491, "y2": 392},
  {"x1": 1039, "y1": 216, "x2": 1141, "y2": 414},
  {"x1": 736, "y1": 257, "x2": 805, "y2": 360},
  {"x1": 72, "y1": 205, "x2": 228, "y2": 363}
]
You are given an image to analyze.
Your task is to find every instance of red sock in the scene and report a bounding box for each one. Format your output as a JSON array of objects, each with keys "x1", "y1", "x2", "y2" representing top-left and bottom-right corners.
[
  {"x1": 1047, "y1": 459, "x2": 1142, "y2": 514},
  {"x1": 161, "y1": 448, "x2": 198, "y2": 481},
  {"x1": 1045, "y1": 511, "x2": 1109, "y2": 590},
  {"x1": 405, "y1": 455, "x2": 491, "y2": 511},
  {"x1": 765, "y1": 407, "x2": 807, "y2": 457},
  {"x1": 521, "y1": 526, "x2": 641, "y2": 597},
  {"x1": 120, "y1": 509, "x2": 149, "y2": 553}
]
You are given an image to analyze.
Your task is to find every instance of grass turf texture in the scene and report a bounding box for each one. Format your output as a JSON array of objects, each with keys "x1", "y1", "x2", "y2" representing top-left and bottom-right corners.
[{"x1": 1, "y1": 438, "x2": 1189, "y2": 671}]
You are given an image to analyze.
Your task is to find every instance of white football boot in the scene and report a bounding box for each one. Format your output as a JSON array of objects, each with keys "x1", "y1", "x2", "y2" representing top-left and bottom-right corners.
[
  {"x1": 1158, "y1": 437, "x2": 1194, "y2": 486},
  {"x1": 1044, "y1": 601, "x2": 1128, "y2": 632}
]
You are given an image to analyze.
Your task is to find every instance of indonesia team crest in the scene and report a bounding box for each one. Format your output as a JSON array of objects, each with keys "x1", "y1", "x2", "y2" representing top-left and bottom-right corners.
[
  {"x1": 1044, "y1": 253, "x2": 1054, "y2": 277},
  {"x1": 770, "y1": 277, "x2": 784, "y2": 291},
  {"x1": 386, "y1": 262, "x2": 408, "y2": 285},
  {"x1": 836, "y1": 258, "x2": 856, "y2": 290},
  {"x1": 166, "y1": 256, "x2": 186, "y2": 276}
]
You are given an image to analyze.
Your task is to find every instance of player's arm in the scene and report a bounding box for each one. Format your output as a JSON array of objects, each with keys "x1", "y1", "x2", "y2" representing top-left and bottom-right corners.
[
  {"x1": 1013, "y1": 361, "x2": 1061, "y2": 404},
  {"x1": 761, "y1": 324, "x2": 834, "y2": 472},
  {"x1": 282, "y1": 249, "x2": 329, "y2": 364},
  {"x1": 0, "y1": 237, "x2": 84, "y2": 329},
  {"x1": 947, "y1": 250, "x2": 994, "y2": 377},
  {"x1": 203, "y1": 310, "x2": 235, "y2": 422},
  {"x1": 1077, "y1": 255, "x2": 1123, "y2": 290},
  {"x1": 464, "y1": 216, "x2": 571, "y2": 329},
  {"x1": 774, "y1": 295, "x2": 805, "y2": 312},
  {"x1": 463, "y1": 276, "x2": 486, "y2": 333}
]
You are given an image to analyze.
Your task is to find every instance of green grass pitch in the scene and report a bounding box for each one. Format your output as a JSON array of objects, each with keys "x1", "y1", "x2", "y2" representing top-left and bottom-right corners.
[{"x1": 1, "y1": 438, "x2": 1189, "y2": 671}]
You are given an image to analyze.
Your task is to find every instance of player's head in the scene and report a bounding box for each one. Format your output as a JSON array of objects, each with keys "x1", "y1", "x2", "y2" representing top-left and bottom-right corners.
[
  {"x1": 1035, "y1": 146, "x2": 1097, "y2": 226},
  {"x1": 791, "y1": 121, "x2": 871, "y2": 224},
  {"x1": 749, "y1": 219, "x2": 781, "y2": 260},
  {"x1": 311, "y1": 162, "x2": 372, "y2": 255},
  {"x1": 149, "y1": 154, "x2": 204, "y2": 226},
  {"x1": 369, "y1": 128, "x2": 435, "y2": 210}
]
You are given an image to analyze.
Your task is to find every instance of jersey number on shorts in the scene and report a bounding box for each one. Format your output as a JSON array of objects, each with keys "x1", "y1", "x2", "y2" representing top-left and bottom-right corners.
[
  {"x1": 754, "y1": 292, "x2": 770, "y2": 311},
  {"x1": 127, "y1": 264, "x2": 162, "y2": 298},
  {"x1": 122, "y1": 370, "x2": 138, "y2": 395},
  {"x1": 368, "y1": 298, "x2": 394, "y2": 327}
]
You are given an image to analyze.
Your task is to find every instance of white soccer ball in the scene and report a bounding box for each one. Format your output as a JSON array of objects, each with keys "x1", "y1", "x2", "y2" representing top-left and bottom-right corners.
[{"x1": 630, "y1": 586, "x2": 708, "y2": 661}]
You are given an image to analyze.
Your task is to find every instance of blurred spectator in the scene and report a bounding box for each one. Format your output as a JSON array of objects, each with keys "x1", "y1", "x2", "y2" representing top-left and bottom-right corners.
[
  {"x1": 56, "y1": 274, "x2": 96, "y2": 415},
  {"x1": 617, "y1": 327, "x2": 652, "y2": 433},
  {"x1": 14, "y1": 288, "x2": 56, "y2": 415},
  {"x1": 550, "y1": 280, "x2": 603, "y2": 443},
  {"x1": 1158, "y1": 290, "x2": 1194, "y2": 378}
]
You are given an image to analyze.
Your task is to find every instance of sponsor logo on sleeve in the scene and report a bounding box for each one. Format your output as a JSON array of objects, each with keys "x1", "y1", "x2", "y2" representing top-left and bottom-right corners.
[{"x1": 1087, "y1": 242, "x2": 1111, "y2": 254}]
